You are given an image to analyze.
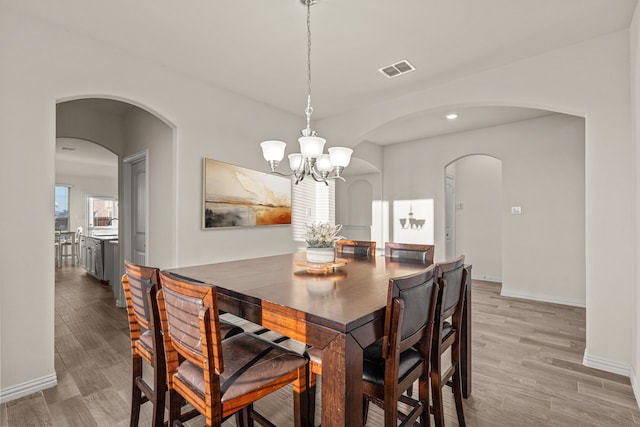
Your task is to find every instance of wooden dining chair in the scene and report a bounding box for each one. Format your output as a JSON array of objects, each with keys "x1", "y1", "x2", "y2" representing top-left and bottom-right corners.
[
  {"x1": 336, "y1": 239, "x2": 376, "y2": 257},
  {"x1": 306, "y1": 266, "x2": 439, "y2": 427},
  {"x1": 385, "y1": 242, "x2": 434, "y2": 265},
  {"x1": 122, "y1": 261, "x2": 166, "y2": 427},
  {"x1": 123, "y1": 261, "x2": 244, "y2": 427},
  {"x1": 157, "y1": 271, "x2": 310, "y2": 427},
  {"x1": 361, "y1": 265, "x2": 439, "y2": 426},
  {"x1": 431, "y1": 255, "x2": 467, "y2": 427}
]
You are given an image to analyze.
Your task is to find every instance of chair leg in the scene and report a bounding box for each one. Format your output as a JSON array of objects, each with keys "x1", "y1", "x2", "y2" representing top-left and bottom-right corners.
[
  {"x1": 293, "y1": 368, "x2": 310, "y2": 427},
  {"x1": 418, "y1": 374, "x2": 431, "y2": 427},
  {"x1": 451, "y1": 341, "x2": 466, "y2": 427},
  {"x1": 362, "y1": 397, "x2": 369, "y2": 425},
  {"x1": 151, "y1": 385, "x2": 165, "y2": 427},
  {"x1": 306, "y1": 372, "x2": 317, "y2": 427},
  {"x1": 430, "y1": 361, "x2": 445, "y2": 427},
  {"x1": 130, "y1": 356, "x2": 143, "y2": 427},
  {"x1": 167, "y1": 389, "x2": 182, "y2": 427},
  {"x1": 383, "y1": 388, "x2": 399, "y2": 427}
]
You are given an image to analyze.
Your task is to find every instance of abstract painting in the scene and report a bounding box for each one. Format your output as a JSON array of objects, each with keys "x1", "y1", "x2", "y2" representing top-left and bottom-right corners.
[{"x1": 203, "y1": 158, "x2": 292, "y2": 228}]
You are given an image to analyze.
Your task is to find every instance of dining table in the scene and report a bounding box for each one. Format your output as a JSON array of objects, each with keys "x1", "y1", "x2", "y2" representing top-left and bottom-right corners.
[{"x1": 168, "y1": 252, "x2": 472, "y2": 427}]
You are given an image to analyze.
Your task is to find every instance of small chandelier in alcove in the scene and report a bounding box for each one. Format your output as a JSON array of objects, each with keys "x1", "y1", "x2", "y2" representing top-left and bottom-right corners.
[{"x1": 399, "y1": 200, "x2": 426, "y2": 230}]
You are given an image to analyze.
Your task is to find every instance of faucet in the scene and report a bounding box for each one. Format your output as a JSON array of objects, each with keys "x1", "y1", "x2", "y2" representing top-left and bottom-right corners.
[{"x1": 107, "y1": 218, "x2": 118, "y2": 225}]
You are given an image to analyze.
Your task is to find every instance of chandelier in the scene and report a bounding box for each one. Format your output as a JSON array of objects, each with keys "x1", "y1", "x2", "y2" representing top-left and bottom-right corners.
[{"x1": 260, "y1": 0, "x2": 352, "y2": 185}]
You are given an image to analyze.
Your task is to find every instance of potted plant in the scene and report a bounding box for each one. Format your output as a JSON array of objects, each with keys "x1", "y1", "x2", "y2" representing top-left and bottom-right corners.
[{"x1": 305, "y1": 222, "x2": 343, "y2": 263}]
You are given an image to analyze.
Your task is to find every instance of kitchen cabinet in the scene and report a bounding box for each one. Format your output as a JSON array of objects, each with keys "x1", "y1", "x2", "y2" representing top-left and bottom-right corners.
[{"x1": 80, "y1": 235, "x2": 118, "y2": 282}]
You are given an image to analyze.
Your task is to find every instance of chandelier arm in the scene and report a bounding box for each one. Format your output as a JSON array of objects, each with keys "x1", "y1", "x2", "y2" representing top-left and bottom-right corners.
[{"x1": 267, "y1": 170, "x2": 294, "y2": 178}]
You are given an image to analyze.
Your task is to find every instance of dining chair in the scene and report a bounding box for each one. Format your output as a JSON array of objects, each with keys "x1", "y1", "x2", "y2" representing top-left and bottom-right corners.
[
  {"x1": 122, "y1": 261, "x2": 166, "y2": 427},
  {"x1": 336, "y1": 239, "x2": 376, "y2": 257},
  {"x1": 307, "y1": 266, "x2": 439, "y2": 427},
  {"x1": 361, "y1": 265, "x2": 439, "y2": 426},
  {"x1": 157, "y1": 271, "x2": 310, "y2": 427},
  {"x1": 431, "y1": 255, "x2": 467, "y2": 427},
  {"x1": 54, "y1": 231, "x2": 62, "y2": 267},
  {"x1": 385, "y1": 242, "x2": 434, "y2": 265},
  {"x1": 59, "y1": 231, "x2": 75, "y2": 265},
  {"x1": 123, "y1": 261, "x2": 244, "y2": 427},
  {"x1": 73, "y1": 226, "x2": 83, "y2": 264}
]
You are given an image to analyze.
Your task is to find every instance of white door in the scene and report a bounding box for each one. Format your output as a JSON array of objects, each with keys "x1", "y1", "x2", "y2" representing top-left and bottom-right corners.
[
  {"x1": 131, "y1": 158, "x2": 147, "y2": 265},
  {"x1": 445, "y1": 175, "x2": 456, "y2": 260}
]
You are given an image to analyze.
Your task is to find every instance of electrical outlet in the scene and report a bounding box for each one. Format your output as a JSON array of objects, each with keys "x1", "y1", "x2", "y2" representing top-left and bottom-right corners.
[{"x1": 511, "y1": 206, "x2": 522, "y2": 215}]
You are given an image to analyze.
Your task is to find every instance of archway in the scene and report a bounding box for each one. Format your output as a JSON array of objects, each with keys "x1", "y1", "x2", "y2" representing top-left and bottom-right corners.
[{"x1": 445, "y1": 154, "x2": 503, "y2": 281}]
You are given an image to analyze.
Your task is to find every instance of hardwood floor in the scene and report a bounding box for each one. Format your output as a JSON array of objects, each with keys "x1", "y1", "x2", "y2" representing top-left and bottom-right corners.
[{"x1": 1, "y1": 265, "x2": 639, "y2": 426}]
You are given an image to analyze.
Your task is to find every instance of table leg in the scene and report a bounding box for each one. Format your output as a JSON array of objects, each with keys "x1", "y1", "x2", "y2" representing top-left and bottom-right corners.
[{"x1": 321, "y1": 333, "x2": 363, "y2": 427}]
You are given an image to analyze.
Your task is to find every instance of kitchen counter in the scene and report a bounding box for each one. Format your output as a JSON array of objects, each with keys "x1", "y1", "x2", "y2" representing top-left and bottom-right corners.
[{"x1": 79, "y1": 234, "x2": 122, "y2": 306}]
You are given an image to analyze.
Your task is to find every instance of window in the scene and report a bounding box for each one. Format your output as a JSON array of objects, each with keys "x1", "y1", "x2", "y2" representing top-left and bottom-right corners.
[
  {"x1": 88, "y1": 196, "x2": 118, "y2": 229},
  {"x1": 292, "y1": 179, "x2": 335, "y2": 241},
  {"x1": 55, "y1": 185, "x2": 70, "y2": 231}
]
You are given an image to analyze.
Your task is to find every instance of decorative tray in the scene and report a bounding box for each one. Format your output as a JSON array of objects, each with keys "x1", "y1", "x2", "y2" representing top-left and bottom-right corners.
[{"x1": 294, "y1": 258, "x2": 348, "y2": 274}]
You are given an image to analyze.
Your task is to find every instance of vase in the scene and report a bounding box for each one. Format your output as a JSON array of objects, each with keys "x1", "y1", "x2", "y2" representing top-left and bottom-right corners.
[{"x1": 306, "y1": 247, "x2": 336, "y2": 264}]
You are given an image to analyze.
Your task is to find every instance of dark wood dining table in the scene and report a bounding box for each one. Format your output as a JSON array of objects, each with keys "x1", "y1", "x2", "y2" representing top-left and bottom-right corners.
[{"x1": 168, "y1": 252, "x2": 472, "y2": 427}]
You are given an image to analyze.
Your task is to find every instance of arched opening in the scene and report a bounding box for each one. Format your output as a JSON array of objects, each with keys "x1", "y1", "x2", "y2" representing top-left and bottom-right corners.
[
  {"x1": 54, "y1": 98, "x2": 174, "y2": 402},
  {"x1": 445, "y1": 154, "x2": 502, "y2": 281}
]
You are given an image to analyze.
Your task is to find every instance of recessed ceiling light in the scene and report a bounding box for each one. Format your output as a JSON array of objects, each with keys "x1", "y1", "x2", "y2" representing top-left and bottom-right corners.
[{"x1": 446, "y1": 113, "x2": 458, "y2": 120}]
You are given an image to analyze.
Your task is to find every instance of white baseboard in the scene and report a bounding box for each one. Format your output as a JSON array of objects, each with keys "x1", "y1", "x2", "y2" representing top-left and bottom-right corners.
[
  {"x1": 631, "y1": 368, "x2": 640, "y2": 410},
  {"x1": 500, "y1": 289, "x2": 586, "y2": 308},
  {"x1": 582, "y1": 351, "x2": 631, "y2": 377},
  {"x1": 472, "y1": 274, "x2": 502, "y2": 283},
  {"x1": 0, "y1": 373, "x2": 57, "y2": 404}
]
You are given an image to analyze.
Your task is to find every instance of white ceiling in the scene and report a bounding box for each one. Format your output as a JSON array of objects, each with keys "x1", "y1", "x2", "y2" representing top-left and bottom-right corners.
[
  {"x1": 4, "y1": 0, "x2": 636, "y2": 119},
  {"x1": 9, "y1": 0, "x2": 636, "y2": 168},
  {"x1": 56, "y1": 137, "x2": 118, "y2": 178}
]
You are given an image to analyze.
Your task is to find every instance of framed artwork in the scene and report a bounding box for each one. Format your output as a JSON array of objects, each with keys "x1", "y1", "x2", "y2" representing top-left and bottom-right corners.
[{"x1": 203, "y1": 158, "x2": 292, "y2": 229}]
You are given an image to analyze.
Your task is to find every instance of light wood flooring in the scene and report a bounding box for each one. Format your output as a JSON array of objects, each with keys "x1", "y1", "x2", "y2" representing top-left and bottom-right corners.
[{"x1": 1, "y1": 265, "x2": 639, "y2": 426}]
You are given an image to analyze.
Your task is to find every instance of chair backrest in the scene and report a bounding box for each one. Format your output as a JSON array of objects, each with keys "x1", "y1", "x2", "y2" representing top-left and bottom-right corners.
[
  {"x1": 75, "y1": 226, "x2": 83, "y2": 242},
  {"x1": 158, "y1": 271, "x2": 224, "y2": 374},
  {"x1": 336, "y1": 239, "x2": 376, "y2": 257},
  {"x1": 124, "y1": 260, "x2": 161, "y2": 331},
  {"x1": 434, "y1": 255, "x2": 467, "y2": 320},
  {"x1": 384, "y1": 242, "x2": 434, "y2": 265},
  {"x1": 382, "y1": 265, "x2": 439, "y2": 359}
]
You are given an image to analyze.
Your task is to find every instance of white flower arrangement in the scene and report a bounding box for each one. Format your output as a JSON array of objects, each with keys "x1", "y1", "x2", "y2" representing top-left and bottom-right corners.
[{"x1": 305, "y1": 222, "x2": 343, "y2": 248}]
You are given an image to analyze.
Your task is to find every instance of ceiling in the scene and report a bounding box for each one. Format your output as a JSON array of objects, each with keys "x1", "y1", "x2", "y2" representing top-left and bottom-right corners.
[
  {"x1": 56, "y1": 137, "x2": 118, "y2": 178},
  {"x1": 9, "y1": 0, "x2": 637, "y2": 161}
]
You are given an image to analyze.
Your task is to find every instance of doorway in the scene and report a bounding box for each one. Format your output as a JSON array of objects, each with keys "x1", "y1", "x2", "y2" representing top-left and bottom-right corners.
[{"x1": 445, "y1": 155, "x2": 502, "y2": 281}]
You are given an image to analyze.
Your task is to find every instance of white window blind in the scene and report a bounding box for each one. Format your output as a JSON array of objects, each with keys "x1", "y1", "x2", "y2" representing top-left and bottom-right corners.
[{"x1": 292, "y1": 179, "x2": 335, "y2": 241}]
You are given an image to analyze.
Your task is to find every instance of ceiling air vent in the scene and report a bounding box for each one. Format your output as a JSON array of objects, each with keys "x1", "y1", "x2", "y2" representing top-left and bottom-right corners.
[
  {"x1": 378, "y1": 60, "x2": 415, "y2": 79},
  {"x1": 60, "y1": 146, "x2": 76, "y2": 151}
]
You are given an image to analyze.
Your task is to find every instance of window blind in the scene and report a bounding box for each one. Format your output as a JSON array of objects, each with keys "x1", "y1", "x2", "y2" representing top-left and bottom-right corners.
[{"x1": 292, "y1": 179, "x2": 336, "y2": 241}]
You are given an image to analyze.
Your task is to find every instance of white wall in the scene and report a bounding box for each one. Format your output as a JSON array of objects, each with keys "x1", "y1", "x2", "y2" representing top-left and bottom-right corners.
[
  {"x1": 452, "y1": 155, "x2": 502, "y2": 282},
  {"x1": 320, "y1": 30, "x2": 633, "y2": 372},
  {"x1": 631, "y1": 3, "x2": 640, "y2": 404},
  {"x1": 123, "y1": 108, "x2": 174, "y2": 268},
  {"x1": 0, "y1": 6, "x2": 301, "y2": 400},
  {"x1": 383, "y1": 114, "x2": 585, "y2": 306}
]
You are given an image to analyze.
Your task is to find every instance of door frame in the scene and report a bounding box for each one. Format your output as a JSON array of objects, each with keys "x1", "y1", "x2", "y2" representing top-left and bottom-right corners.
[{"x1": 122, "y1": 150, "x2": 149, "y2": 268}]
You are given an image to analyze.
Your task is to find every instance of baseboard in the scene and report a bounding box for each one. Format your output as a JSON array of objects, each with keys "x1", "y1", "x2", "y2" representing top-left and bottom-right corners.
[
  {"x1": 582, "y1": 351, "x2": 631, "y2": 377},
  {"x1": 472, "y1": 274, "x2": 502, "y2": 283},
  {"x1": 0, "y1": 373, "x2": 57, "y2": 404},
  {"x1": 631, "y1": 368, "x2": 640, "y2": 410},
  {"x1": 500, "y1": 289, "x2": 586, "y2": 308}
]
